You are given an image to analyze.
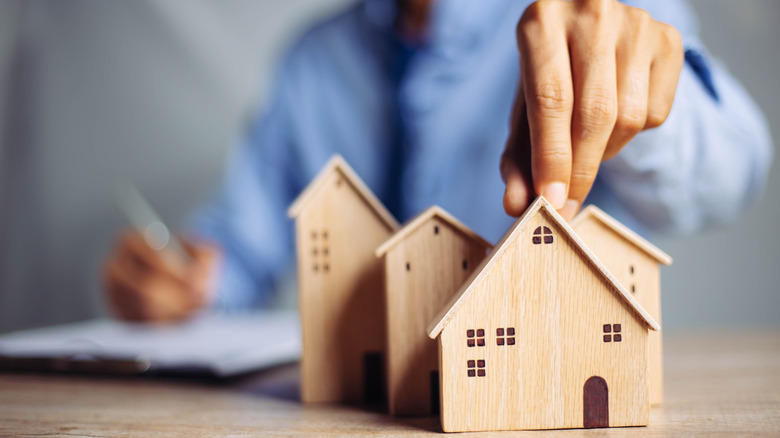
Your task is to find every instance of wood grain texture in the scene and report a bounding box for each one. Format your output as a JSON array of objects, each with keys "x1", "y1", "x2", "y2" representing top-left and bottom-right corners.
[
  {"x1": 288, "y1": 155, "x2": 398, "y2": 229},
  {"x1": 571, "y1": 206, "x2": 668, "y2": 405},
  {"x1": 570, "y1": 206, "x2": 672, "y2": 266},
  {"x1": 290, "y1": 157, "x2": 399, "y2": 403},
  {"x1": 429, "y1": 197, "x2": 659, "y2": 339},
  {"x1": 435, "y1": 207, "x2": 650, "y2": 431},
  {"x1": 1, "y1": 331, "x2": 778, "y2": 437},
  {"x1": 380, "y1": 207, "x2": 491, "y2": 416}
]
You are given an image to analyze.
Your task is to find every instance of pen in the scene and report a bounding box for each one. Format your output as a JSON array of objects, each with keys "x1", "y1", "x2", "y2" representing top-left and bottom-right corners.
[{"x1": 115, "y1": 183, "x2": 193, "y2": 264}]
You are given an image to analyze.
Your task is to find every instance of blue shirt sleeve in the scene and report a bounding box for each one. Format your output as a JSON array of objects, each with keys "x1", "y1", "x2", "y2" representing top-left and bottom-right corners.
[
  {"x1": 596, "y1": 0, "x2": 773, "y2": 234},
  {"x1": 189, "y1": 54, "x2": 304, "y2": 311}
]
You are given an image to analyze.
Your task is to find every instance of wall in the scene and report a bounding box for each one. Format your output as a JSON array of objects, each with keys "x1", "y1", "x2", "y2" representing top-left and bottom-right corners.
[
  {"x1": 658, "y1": 0, "x2": 780, "y2": 330},
  {"x1": 0, "y1": 0, "x2": 352, "y2": 333},
  {"x1": 0, "y1": 0, "x2": 777, "y2": 333}
]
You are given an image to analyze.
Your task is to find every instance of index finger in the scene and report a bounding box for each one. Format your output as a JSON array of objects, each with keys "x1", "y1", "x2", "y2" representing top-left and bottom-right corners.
[{"x1": 517, "y1": 2, "x2": 574, "y2": 209}]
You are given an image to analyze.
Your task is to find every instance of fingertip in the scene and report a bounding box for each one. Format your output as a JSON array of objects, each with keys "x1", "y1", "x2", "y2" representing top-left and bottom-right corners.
[
  {"x1": 503, "y1": 175, "x2": 530, "y2": 217},
  {"x1": 540, "y1": 182, "x2": 567, "y2": 209},
  {"x1": 559, "y1": 199, "x2": 580, "y2": 221}
]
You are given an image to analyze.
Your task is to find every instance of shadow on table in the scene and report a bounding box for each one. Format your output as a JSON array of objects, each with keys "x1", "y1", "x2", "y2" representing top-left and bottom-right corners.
[{"x1": 235, "y1": 363, "x2": 442, "y2": 433}]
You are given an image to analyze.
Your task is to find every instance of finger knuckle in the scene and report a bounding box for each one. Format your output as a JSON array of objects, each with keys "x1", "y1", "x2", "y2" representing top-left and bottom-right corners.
[
  {"x1": 645, "y1": 110, "x2": 668, "y2": 128},
  {"x1": 629, "y1": 7, "x2": 652, "y2": 27},
  {"x1": 578, "y1": 91, "x2": 617, "y2": 129},
  {"x1": 571, "y1": 167, "x2": 599, "y2": 185},
  {"x1": 519, "y1": 1, "x2": 547, "y2": 26},
  {"x1": 615, "y1": 106, "x2": 646, "y2": 134},
  {"x1": 536, "y1": 147, "x2": 570, "y2": 171},
  {"x1": 659, "y1": 23, "x2": 683, "y2": 51},
  {"x1": 579, "y1": 0, "x2": 611, "y2": 20},
  {"x1": 570, "y1": 165, "x2": 600, "y2": 191},
  {"x1": 533, "y1": 82, "x2": 573, "y2": 113},
  {"x1": 517, "y1": 1, "x2": 559, "y2": 41}
]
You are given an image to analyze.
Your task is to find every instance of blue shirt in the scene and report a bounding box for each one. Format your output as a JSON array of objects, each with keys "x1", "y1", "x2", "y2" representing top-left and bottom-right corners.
[{"x1": 192, "y1": 0, "x2": 773, "y2": 310}]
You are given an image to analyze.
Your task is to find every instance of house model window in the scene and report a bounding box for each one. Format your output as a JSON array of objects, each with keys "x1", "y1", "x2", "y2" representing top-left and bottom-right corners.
[
  {"x1": 466, "y1": 329, "x2": 485, "y2": 347},
  {"x1": 311, "y1": 230, "x2": 330, "y2": 273},
  {"x1": 496, "y1": 327, "x2": 515, "y2": 346},
  {"x1": 532, "y1": 226, "x2": 554, "y2": 244},
  {"x1": 603, "y1": 324, "x2": 622, "y2": 342},
  {"x1": 467, "y1": 360, "x2": 486, "y2": 377}
]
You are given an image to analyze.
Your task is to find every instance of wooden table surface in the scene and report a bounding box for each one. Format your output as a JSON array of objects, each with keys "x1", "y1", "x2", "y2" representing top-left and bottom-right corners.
[{"x1": 1, "y1": 331, "x2": 778, "y2": 437}]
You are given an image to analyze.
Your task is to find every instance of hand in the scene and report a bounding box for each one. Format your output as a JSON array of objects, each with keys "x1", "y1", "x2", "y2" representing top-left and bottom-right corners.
[
  {"x1": 102, "y1": 230, "x2": 220, "y2": 322},
  {"x1": 501, "y1": 0, "x2": 684, "y2": 220}
]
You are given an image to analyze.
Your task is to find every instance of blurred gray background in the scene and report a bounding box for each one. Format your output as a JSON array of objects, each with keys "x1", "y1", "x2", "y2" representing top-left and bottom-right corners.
[{"x1": 0, "y1": 0, "x2": 776, "y2": 334}]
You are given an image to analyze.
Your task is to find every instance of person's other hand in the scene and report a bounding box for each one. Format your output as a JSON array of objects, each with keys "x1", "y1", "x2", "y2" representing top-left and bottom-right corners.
[
  {"x1": 103, "y1": 230, "x2": 220, "y2": 322},
  {"x1": 501, "y1": 0, "x2": 684, "y2": 220}
]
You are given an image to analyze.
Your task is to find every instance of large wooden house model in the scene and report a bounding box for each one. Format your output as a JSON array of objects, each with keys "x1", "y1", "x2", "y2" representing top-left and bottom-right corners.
[
  {"x1": 571, "y1": 205, "x2": 672, "y2": 405},
  {"x1": 427, "y1": 197, "x2": 660, "y2": 432},
  {"x1": 376, "y1": 206, "x2": 492, "y2": 416},
  {"x1": 288, "y1": 155, "x2": 399, "y2": 403}
]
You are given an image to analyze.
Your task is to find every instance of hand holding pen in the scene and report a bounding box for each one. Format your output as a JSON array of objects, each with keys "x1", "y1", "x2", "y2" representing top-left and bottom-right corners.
[{"x1": 102, "y1": 184, "x2": 220, "y2": 322}]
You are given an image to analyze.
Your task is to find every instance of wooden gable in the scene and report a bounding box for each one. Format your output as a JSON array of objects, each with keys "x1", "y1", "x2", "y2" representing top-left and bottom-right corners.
[
  {"x1": 376, "y1": 206, "x2": 491, "y2": 257},
  {"x1": 288, "y1": 155, "x2": 399, "y2": 403},
  {"x1": 377, "y1": 206, "x2": 492, "y2": 415},
  {"x1": 570, "y1": 205, "x2": 672, "y2": 266},
  {"x1": 288, "y1": 154, "x2": 399, "y2": 231},
  {"x1": 429, "y1": 197, "x2": 659, "y2": 340},
  {"x1": 427, "y1": 197, "x2": 656, "y2": 431}
]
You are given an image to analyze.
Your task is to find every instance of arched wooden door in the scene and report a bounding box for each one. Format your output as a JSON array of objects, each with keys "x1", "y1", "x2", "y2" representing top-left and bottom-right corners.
[{"x1": 584, "y1": 376, "x2": 609, "y2": 428}]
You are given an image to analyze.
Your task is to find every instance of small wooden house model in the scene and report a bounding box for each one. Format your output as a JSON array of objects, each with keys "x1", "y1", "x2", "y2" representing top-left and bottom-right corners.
[
  {"x1": 570, "y1": 205, "x2": 672, "y2": 406},
  {"x1": 427, "y1": 197, "x2": 659, "y2": 432},
  {"x1": 376, "y1": 206, "x2": 492, "y2": 416},
  {"x1": 288, "y1": 155, "x2": 399, "y2": 403}
]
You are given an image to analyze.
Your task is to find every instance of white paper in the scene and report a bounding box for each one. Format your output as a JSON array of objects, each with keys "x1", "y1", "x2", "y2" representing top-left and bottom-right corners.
[{"x1": 0, "y1": 311, "x2": 301, "y2": 377}]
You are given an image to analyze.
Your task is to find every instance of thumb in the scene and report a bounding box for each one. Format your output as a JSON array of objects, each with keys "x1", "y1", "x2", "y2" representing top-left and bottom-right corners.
[
  {"x1": 502, "y1": 161, "x2": 531, "y2": 217},
  {"x1": 502, "y1": 81, "x2": 534, "y2": 217}
]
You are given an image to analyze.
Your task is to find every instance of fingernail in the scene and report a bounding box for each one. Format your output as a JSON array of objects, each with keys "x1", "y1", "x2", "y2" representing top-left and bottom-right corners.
[
  {"x1": 560, "y1": 199, "x2": 580, "y2": 220},
  {"x1": 542, "y1": 182, "x2": 567, "y2": 209}
]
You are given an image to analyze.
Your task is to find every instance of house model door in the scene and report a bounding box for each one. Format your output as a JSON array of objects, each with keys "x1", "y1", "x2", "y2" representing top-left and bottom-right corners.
[
  {"x1": 584, "y1": 376, "x2": 609, "y2": 428},
  {"x1": 363, "y1": 352, "x2": 384, "y2": 403}
]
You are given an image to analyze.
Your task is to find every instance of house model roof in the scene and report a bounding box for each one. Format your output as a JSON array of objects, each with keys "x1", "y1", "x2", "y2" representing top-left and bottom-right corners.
[
  {"x1": 287, "y1": 155, "x2": 399, "y2": 230},
  {"x1": 427, "y1": 196, "x2": 660, "y2": 339},
  {"x1": 375, "y1": 205, "x2": 492, "y2": 257},
  {"x1": 570, "y1": 205, "x2": 673, "y2": 265}
]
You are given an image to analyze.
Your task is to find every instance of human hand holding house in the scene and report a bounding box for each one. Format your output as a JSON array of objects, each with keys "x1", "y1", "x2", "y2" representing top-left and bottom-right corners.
[{"x1": 501, "y1": 0, "x2": 684, "y2": 220}]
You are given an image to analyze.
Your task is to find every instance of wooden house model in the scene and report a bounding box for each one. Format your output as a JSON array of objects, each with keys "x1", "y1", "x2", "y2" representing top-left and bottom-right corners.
[
  {"x1": 427, "y1": 196, "x2": 660, "y2": 432},
  {"x1": 376, "y1": 206, "x2": 492, "y2": 416},
  {"x1": 570, "y1": 205, "x2": 672, "y2": 405},
  {"x1": 288, "y1": 155, "x2": 399, "y2": 403}
]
